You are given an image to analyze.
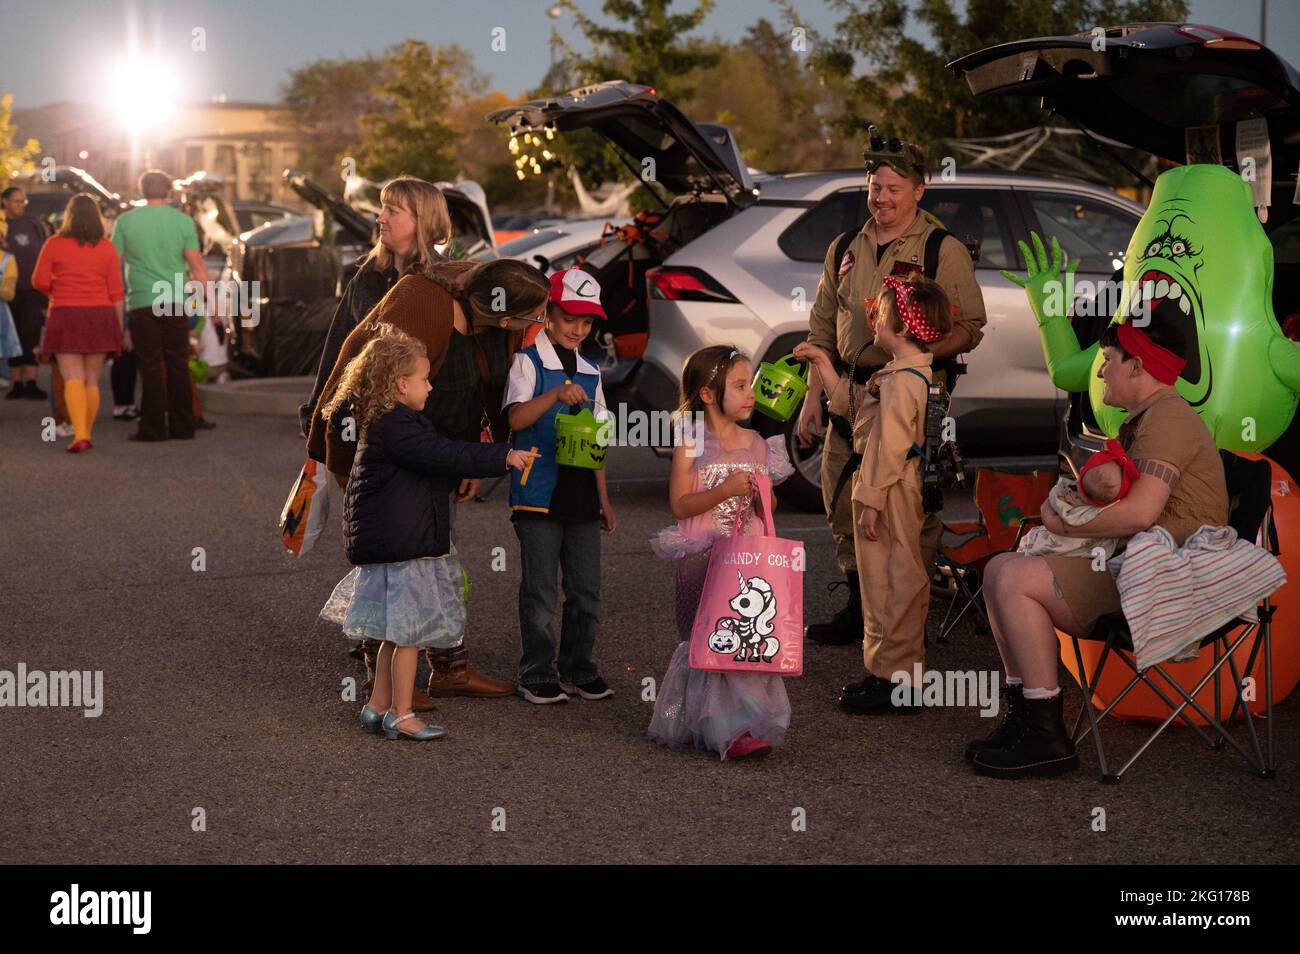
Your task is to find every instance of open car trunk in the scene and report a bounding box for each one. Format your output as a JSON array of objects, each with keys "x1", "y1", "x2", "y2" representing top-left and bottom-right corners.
[
  {"x1": 487, "y1": 82, "x2": 754, "y2": 388},
  {"x1": 951, "y1": 20, "x2": 1300, "y2": 475}
]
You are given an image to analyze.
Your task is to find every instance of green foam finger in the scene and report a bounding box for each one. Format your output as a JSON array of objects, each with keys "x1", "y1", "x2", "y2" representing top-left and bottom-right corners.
[
  {"x1": 1031, "y1": 231, "x2": 1048, "y2": 270},
  {"x1": 1017, "y1": 239, "x2": 1034, "y2": 277}
]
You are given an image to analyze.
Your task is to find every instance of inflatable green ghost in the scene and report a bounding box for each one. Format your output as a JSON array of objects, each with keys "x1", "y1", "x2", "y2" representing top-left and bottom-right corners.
[{"x1": 1003, "y1": 164, "x2": 1300, "y2": 454}]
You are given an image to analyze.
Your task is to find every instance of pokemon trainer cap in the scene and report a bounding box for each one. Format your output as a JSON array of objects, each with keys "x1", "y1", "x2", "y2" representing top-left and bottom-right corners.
[{"x1": 549, "y1": 268, "x2": 607, "y2": 320}]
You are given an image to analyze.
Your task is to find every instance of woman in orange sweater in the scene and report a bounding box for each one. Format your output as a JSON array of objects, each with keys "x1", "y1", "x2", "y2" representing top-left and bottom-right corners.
[{"x1": 32, "y1": 194, "x2": 125, "y2": 452}]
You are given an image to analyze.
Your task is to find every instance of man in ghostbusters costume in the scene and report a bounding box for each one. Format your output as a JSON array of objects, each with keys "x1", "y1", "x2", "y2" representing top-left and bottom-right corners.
[{"x1": 798, "y1": 134, "x2": 987, "y2": 645}]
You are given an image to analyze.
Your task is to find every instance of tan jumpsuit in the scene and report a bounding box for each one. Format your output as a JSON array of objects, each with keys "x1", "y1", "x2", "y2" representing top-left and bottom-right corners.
[{"x1": 828, "y1": 353, "x2": 932, "y2": 680}]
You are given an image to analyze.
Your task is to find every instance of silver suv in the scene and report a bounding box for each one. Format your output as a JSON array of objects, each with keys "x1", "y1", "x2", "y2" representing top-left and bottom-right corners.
[{"x1": 490, "y1": 82, "x2": 1144, "y2": 510}]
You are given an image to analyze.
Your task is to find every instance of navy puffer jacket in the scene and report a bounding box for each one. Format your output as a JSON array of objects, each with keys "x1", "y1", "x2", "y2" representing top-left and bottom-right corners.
[{"x1": 344, "y1": 404, "x2": 510, "y2": 565}]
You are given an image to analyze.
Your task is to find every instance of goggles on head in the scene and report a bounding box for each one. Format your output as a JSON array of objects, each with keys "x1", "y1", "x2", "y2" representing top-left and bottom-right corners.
[{"x1": 863, "y1": 124, "x2": 925, "y2": 180}]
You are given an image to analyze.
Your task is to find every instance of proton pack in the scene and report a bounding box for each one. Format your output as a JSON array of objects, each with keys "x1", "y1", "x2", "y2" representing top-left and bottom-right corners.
[
  {"x1": 901, "y1": 367, "x2": 965, "y2": 514},
  {"x1": 832, "y1": 357, "x2": 965, "y2": 515}
]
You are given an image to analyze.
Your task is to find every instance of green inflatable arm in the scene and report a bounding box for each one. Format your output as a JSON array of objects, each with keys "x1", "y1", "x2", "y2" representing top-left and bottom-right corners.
[{"x1": 1000, "y1": 232, "x2": 1095, "y2": 392}]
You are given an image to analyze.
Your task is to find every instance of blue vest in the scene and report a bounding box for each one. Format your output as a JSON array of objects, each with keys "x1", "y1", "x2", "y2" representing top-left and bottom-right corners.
[{"x1": 509, "y1": 345, "x2": 601, "y2": 513}]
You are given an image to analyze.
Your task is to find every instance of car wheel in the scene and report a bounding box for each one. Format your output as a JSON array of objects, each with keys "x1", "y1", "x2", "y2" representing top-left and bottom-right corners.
[{"x1": 751, "y1": 405, "x2": 825, "y2": 513}]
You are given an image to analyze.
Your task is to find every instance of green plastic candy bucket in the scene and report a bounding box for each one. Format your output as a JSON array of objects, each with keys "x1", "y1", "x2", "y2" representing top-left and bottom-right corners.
[
  {"x1": 554, "y1": 407, "x2": 609, "y2": 469},
  {"x1": 752, "y1": 354, "x2": 809, "y2": 422}
]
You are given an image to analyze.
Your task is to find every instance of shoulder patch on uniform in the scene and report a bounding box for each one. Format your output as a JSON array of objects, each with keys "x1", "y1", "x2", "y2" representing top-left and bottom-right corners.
[{"x1": 838, "y1": 250, "x2": 856, "y2": 277}]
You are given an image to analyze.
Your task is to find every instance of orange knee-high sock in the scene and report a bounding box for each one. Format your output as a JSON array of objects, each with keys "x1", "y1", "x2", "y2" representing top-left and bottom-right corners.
[
  {"x1": 64, "y1": 379, "x2": 88, "y2": 442},
  {"x1": 84, "y1": 384, "x2": 101, "y2": 439}
]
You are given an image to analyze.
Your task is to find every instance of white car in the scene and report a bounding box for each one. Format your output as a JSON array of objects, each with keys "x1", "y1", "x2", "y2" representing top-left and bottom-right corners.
[{"x1": 490, "y1": 81, "x2": 1145, "y2": 509}]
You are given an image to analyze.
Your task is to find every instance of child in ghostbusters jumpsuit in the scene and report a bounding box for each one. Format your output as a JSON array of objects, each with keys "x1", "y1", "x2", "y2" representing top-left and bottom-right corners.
[{"x1": 796, "y1": 274, "x2": 955, "y2": 713}]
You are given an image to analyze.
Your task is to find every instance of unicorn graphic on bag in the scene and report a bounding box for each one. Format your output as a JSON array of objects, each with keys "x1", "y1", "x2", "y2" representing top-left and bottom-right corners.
[{"x1": 708, "y1": 571, "x2": 779, "y2": 663}]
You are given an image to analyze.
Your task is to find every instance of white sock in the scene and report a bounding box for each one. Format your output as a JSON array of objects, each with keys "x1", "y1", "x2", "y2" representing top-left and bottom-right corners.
[
  {"x1": 1023, "y1": 686, "x2": 1060, "y2": 700},
  {"x1": 1006, "y1": 676, "x2": 1023, "y2": 687}
]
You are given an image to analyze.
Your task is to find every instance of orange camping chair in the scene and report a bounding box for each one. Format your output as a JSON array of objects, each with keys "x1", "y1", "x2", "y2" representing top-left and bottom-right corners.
[{"x1": 935, "y1": 468, "x2": 1057, "y2": 643}]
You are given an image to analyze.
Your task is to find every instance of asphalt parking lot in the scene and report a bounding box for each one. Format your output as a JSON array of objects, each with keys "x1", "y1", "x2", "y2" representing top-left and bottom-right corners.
[{"x1": 2, "y1": 368, "x2": 1296, "y2": 865}]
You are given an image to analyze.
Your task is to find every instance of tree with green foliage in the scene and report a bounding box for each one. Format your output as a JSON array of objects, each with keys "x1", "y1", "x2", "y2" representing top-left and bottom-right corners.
[
  {"x1": 0, "y1": 94, "x2": 41, "y2": 190},
  {"x1": 525, "y1": 0, "x2": 726, "y2": 206},
  {"x1": 281, "y1": 55, "x2": 386, "y2": 179},
  {"x1": 785, "y1": 0, "x2": 1189, "y2": 179},
  {"x1": 283, "y1": 42, "x2": 487, "y2": 184},
  {"x1": 560, "y1": 0, "x2": 723, "y2": 103},
  {"x1": 687, "y1": 19, "x2": 859, "y2": 172},
  {"x1": 350, "y1": 40, "x2": 466, "y2": 184}
]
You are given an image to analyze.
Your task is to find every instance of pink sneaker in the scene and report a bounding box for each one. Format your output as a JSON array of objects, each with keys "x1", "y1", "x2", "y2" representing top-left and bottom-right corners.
[{"x1": 725, "y1": 732, "x2": 773, "y2": 760}]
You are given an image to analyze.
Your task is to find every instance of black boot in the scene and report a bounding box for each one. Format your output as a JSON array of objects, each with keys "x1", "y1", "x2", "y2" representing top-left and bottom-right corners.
[
  {"x1": 971, "y1": 693, "x2": 1078, "y2": 779},
  {"x1": 839, "y1": 672, "x2": 922, "y2": 715},
  {"x1": 5, "y1": 379, "x2": 27, "y2": 400},
  {"x1": 964, "y1": 683, "x2": 1025, "y2": 762},
  {"x1": 806, "y1": 573, "x2": 862, "y2": 645}
]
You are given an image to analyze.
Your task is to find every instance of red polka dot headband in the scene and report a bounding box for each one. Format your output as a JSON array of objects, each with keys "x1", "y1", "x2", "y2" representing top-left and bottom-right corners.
[{"x1": 881, "y1": 276, "x2": 944, "y2": 343}]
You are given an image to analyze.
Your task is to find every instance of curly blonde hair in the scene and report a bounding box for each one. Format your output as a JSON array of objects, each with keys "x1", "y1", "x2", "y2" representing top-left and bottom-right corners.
[{"x1": 319, "y1": 324, "x2": 427, "y2": 437}]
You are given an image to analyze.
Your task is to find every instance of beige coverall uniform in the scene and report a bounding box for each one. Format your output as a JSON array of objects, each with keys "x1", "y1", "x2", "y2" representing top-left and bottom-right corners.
[
  {"x1": 806, "y1": 210, "x2": 987, "y2": 574},
  {"x1": 827, "y1": 354, "x2": 932, "y2": 679}
]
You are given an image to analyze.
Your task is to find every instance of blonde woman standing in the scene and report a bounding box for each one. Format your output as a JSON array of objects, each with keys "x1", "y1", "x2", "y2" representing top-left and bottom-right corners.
[{"x1": 300, "y1": 176, "x2": 452, "y2": 436}]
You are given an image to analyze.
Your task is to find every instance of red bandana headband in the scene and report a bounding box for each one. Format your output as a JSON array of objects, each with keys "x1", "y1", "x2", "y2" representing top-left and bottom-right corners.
[
  {"x1": 881, "y1": 276, "x2": 944, "y2": 343},
  {"x1": 1116, "y1": 321, "x2": 1186, "y2": 385},
  {"x1": 1077, "y1": 438, "x2": 1140, "y2": 506}
]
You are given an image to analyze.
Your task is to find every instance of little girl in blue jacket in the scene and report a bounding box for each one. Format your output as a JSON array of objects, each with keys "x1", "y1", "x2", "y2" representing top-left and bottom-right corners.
[{"x1": 320, "y1": 325, "x2": 534, "y2": 740}]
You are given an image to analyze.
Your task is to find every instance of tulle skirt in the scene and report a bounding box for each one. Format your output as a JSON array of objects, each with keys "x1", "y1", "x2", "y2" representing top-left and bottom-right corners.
[
  {"x1": 646, "y1": 550, "x2": 790, "y2": 759},
  {"x1": 319, "y1": 548, "x2": 468, "y2": 649},
  {"x1": 646, "y1": 642, "x2": 791, "y2": 760}
]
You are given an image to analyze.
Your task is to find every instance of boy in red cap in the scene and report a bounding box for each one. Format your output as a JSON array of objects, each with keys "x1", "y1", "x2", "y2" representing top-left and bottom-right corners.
[{"x1": 503, "y1": 268, "x2": 617, "y2": 704}]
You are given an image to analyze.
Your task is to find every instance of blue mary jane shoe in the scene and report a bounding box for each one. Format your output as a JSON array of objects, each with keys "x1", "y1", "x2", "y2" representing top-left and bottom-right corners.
[
  {"x1": 382, "y1": 711, "x2": 448, "y2": 741},
  {"x1": 360, "y1": 705, "x2": 385, "y2": 734}
]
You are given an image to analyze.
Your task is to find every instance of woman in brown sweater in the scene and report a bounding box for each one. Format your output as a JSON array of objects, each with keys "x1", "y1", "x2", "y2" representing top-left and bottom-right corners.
[{"x1": 310, "y1": 257, "x2": 551, "y2": 703}]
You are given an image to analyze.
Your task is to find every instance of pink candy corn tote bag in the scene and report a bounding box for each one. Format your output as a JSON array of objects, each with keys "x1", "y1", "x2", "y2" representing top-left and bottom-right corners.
[{"x1": 688, "y1": 479, "x2": 804, "y2": 676}]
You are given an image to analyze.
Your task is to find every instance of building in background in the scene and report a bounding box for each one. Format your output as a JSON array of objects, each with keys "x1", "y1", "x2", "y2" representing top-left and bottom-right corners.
[{"x1": 13, "y1": 98, "x2": 306, "y2": 207}]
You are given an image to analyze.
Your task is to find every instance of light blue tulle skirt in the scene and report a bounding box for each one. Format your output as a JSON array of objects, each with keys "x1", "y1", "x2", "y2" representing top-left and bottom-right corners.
[{"x1": 320, "y1": 548, "x2": 468, "y2": 649}]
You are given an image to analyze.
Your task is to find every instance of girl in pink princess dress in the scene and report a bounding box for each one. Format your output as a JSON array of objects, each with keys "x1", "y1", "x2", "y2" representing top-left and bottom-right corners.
[{"x1": 647, "y1": 345, "x2": 794, "y2": 760}]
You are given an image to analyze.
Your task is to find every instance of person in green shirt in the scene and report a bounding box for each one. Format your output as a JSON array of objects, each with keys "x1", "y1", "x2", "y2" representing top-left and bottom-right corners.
[{"x1": 111, "y1": 169, "x2": 210, "y2": 441}]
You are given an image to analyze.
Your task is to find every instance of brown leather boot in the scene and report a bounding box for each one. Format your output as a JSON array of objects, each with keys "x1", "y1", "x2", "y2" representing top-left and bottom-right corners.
[
  {"x1": 426, "y1": 645, "x2": 515, "y2": 698},
  {"x1": 361, "y1": 639, "x2": 437, "y2": 711},
  {"x1": 360, "y1": 639, "x2": 380, "y2": 696}
]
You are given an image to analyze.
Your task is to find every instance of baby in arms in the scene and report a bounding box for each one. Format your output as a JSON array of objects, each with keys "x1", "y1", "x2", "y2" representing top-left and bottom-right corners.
[{"x1": 1018, "y1": 440, "x2": 1139, "y2": 559}]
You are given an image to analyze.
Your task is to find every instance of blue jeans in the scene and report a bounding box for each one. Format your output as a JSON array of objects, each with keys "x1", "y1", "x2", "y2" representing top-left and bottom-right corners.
[{"x1": 514, "y1": 518, "x2": 602, "y2": 687}]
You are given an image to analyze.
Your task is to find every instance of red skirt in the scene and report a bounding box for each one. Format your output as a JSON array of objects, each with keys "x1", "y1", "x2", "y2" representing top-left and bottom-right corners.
[{"x1": 41, "y1": 305, "x2": 123, "y2": 356}]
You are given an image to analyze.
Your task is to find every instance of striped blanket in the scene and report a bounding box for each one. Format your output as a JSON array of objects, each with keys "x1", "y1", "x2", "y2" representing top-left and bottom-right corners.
[{"x1": 1111, "y1": 525, "x2": 1286, "y2": 672}]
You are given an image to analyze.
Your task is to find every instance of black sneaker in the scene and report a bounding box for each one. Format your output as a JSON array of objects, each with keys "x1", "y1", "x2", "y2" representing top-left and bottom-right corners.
[
  {"x1": 517, "y1": 683, "x2": 569, "y2": 705},
  {"x1": 4, "y1": 381, "x2": 25, "y2": 400},
  {"x1": 194, "y1": 417, "x2": 217, "y2": 430},
  {"x1": 559, "y1": 677, "x2": 614, "y2": 700},
  {"x1": 24, "y1": 383, "x2": 48, "y2": 400}
]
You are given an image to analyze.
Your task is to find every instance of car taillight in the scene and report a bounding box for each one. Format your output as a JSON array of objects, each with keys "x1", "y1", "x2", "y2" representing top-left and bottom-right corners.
[{"x1": 647, "y1": 266, "x2": 739, "y2": 303}]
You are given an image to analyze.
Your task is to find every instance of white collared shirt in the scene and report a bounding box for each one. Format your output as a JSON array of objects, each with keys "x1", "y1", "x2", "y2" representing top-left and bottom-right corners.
[{"x1": 503, "y1": 330, "x2": 610, "y2": 420}]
